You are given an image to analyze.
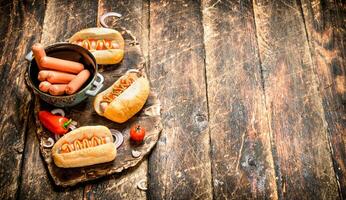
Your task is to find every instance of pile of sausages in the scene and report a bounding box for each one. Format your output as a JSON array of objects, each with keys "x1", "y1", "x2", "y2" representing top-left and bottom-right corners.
[{"x1": 32, "y1": 43, "x2": 90, "y2": 96}]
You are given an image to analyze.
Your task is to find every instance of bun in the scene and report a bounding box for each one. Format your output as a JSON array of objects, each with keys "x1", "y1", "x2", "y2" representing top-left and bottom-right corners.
[
  {"x1": 94, "y1": 71, "x2": 150, "y2": 123},
  {"x1": 52, "y1": 126, "x2": 117, "y2": 168},
  {"x1": 69, "y1": 27, "x2": 125, "y2": 65}
]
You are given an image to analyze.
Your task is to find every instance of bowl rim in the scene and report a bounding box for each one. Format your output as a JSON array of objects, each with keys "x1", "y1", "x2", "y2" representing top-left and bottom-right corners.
[{"x1": 28, "y1": 42, "x2": 98, "y2": 98}]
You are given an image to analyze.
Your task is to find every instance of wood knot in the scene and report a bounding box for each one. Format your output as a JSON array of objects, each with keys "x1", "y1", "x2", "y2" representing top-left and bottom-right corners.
[{"x1": 193, "y1": 113, "x2": 208, "y2": 132}]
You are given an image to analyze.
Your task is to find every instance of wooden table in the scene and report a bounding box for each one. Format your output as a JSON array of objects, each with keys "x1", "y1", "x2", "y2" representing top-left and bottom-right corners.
[{"x1": 0, "y1": 0, "x2": 345, "y2": 199}]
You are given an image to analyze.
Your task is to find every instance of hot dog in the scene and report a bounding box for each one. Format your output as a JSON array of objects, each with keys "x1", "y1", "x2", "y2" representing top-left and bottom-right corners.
[
  {"x1": 49, "y1": 84, "x2": 67, "y2": 96},
  {"x1": 40, "y1": 56, "x2": 84, "y2": 74},
  {"x1": 32, "y1": 43, "x2": 46, "y2": 70},
  {"x1": 39, "y1": 81, "x2": 51, "y2": 92},
  {"x1": 38, "y1": 70, "x2": 77, "y2": 84},
  {"x1": 52, "y1": 126, "x2": 117, "y2": 168},
  {"x1": 69, "y1": 28, "x2": 124, "y2": 65},
  {"x1": 31, "y1": 43, "x2": 84, "y2": 74},
  {"x1": 94, "y1": 70, "x2": 150, "y2": 123},
  {"x1": 65, "y1": 69, "x2": 90, "y2": 95}
]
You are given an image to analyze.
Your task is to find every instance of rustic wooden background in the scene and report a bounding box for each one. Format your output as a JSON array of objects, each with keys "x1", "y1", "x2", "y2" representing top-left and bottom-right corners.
[{"x1": 0, "y1": 0, "x2": 345, "y2": 199}]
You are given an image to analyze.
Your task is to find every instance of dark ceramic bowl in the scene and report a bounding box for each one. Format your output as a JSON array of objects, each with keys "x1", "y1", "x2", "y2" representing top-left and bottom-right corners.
[{"x1": 26, "y1": 42, "x2": 104, "y2": 107}]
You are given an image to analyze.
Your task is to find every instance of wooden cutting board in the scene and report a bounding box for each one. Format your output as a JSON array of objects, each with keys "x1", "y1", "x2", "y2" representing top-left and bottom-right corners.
[{"x1": 31, "y1": 28, "x2": 162, "y2": 187}]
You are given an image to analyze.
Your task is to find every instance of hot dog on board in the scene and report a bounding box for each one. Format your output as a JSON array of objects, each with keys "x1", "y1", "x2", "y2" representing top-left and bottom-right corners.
[
  {"x1": 94, "y1": 70, "x2": 150, "y2": 123},
  {"x1": 69, "y1": 27, "x2": 125, "y2": 65},
  {"x1": 32, "y1": 43, "x2": 90, "y2": 96},
  {"x1": 52, "y1": 126, "x2": 117, "y2": 168}
]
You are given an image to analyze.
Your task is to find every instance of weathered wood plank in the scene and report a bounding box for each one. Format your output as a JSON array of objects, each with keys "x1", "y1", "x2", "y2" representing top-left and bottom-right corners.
[
  {"x1": 19, "y1": 112, "x2": 83, "y2": 200},
  {"x1": 301, "y1": 0, "x2": 346, "y2": 198},
  {"x1": 98, "y1": 0, "x2": 149, "y2": 60},
  {"x1": 19, "y1": 0, "x2": 98, "y2": 198},
  {"x1": 0, "y1": 1, "x2": 11, "y2": 57},
  {"x1": 0, "y1": 0, "x2": 45, "y2": 199},
  {"x1": 201, "y1": 0, "x2": 278, "y2": 199},
  {"x1": 253, "y1": 0, "x2": 340, "y2": 199},
  {"x1": 84, "y1": 161, "x2": 148, "y2": 200},
  {"x1": 148, "y1": 1, "x2": 212, "y2": 199},
  {"x1": 88, "y1": 1, "x2": 150, "y2": 199}
]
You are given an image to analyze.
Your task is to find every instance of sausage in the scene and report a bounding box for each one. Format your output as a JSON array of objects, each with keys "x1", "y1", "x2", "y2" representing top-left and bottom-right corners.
[
  {"x1": 49, "y1": 84, "x2": 67, "y2": 96},
  {"x1": 38, "y1": 70, "x2": 76, "y2": 83},
  {"x1": 100, "y1": 102, "x2": 109, "y2": 113},
  {"x1": 31, "y1": 43, "x2": 84, "y2": 73},
  {"x1": 40, "y1": 56, "x2": 84, "y2": 74},
  {"x1": 38, "y1": 70, "x2": 50, "y2": 81},
  {"x1": 39, "y1": 81, "x2": 51, "y2": 92},
  {"x1": 32, "y1": 43, "x2": 46, "y2": 70},
  {"x1": 65, "y1": 70, "x2": 90, "y2": 95}
]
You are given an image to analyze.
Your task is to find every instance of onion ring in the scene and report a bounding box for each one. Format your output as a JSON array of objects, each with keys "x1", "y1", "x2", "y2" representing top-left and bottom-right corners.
[
  {"x1": 67, "y1": 124, "x2": 77, "y2": 131},
  {"x1": 126, "y1": 69, "x2": 140, "y2": 74},
  {"x1": 110, "y1": 129, "x2": 123, "y2": 149},
  {"x1": 50, "y1": 108, "x2": 65, "y2": 117},
  {"x1": 100, "y1": 12, "x2": 122, "y2": 28},
  {"x1": 54, "y1": 134, "x2": 61, "y2": 142},
  {"x1": 42, "y1": 137, "x2": 54, "y2": 148},
  {"x1": 137, "y1": 179, "x2": 147, "y2": 191}
]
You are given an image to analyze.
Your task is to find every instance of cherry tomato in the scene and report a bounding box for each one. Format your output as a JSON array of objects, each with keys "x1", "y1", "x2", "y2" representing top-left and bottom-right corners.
[{"x1": 130, "y1": 125, "x2": 146, "y2": 142}]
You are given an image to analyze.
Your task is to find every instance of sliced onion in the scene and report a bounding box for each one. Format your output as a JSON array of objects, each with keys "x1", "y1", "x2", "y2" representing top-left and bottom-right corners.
[
  {"x1": 132, "y1": 150, "x2": 142, "y2": 158},
  {"x1": 100, "y1": 12, "x2": 122, "y2": 28},
  {"x1": 110, "y1": 129, "x2": 124, "y2": 149},
  {"x1": 70, "y1": 120, "x2": 78, "y2": 126},
  {"x1": 42, "y1": 137, "x2": 54, "y2": 148},
  {"x1": 126, "y1": 69, "x2": 140, "y2": 74},
  {"x1": 54, "y1": 134, "x2": 61, "y2": 142},
  {"x1": 67, "y1": 124, "x2": 77, "y2": 131},
  {"x1": 51, "y1": 108, "x2": 65, "y2": 117},
  {"x1": 137, "y1": 179, "x2": 147, "y2": 191}
]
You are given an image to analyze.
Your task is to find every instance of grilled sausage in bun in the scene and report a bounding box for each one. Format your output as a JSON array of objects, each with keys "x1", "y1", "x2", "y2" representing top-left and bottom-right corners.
[
  {"x1": 69, "y1": 27, "x2": 125, "y2": 65},
  {"x1": 94, "y1": 70, "x2": 150, "y2": 123},
  {"x1": 52, "y1": 126, "x2": 117, "y2": 168}
]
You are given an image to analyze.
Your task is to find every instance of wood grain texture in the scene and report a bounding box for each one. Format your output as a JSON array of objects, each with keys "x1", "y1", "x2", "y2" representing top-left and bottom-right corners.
[
  {"x1": 19, "y1": 0, "x2": 98, "y2": 198},
  {"x1": 0, "y1": 0, "x2": 45, "y2": 199},
  {"x1": 301, "y1": 0, "x2": 346, "y2": 198},
  {"x1": 84, "y1": 160, "x2": 148, "y2": 200},
  {"x1": 148, "y1": 0, "x2": 212, "y2": 199},
  {"x1": 98, "y1": 0, "x2": 149, "y2": 60},
  {"x1": 202, "y1": 0, "x2": 278, "y2": 199},
  {"x1": 88, "y1": 1, "x2": 150, "y2": 199},
  {"x1": 253, "y1": 0, "x2": 340, "y2": 199},
  {"x1": 0, "y1": 1, "x2": 11, "y2": 57},
  {"x1": 19, "y1": 112, "x2": 83, "y2": 200}
]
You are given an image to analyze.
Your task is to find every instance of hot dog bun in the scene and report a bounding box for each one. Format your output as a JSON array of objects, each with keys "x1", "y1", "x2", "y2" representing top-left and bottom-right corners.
[
  {"x1": 94, "y1": 71, "x2": 150, "y2": 123},
  {"x1": 52, "y1": 126, "x2": 117, "y2": 168},
  {"x1": 69, "y1": 28, "x2": 125, "y2": 65}
]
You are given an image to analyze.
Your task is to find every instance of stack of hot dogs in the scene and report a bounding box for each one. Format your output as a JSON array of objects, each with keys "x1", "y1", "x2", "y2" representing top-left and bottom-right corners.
[{"x1": 32, "y1": 43, "x2": 90, "y2": 96}]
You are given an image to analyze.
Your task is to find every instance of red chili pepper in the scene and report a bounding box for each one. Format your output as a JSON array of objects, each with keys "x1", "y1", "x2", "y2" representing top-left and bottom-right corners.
[{"x1": 38, "y1": 111, "x2": 72, "y2": 135}]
